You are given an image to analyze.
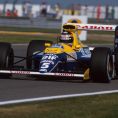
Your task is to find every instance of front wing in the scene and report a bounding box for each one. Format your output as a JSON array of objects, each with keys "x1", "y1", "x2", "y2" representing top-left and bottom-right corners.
[{"x1": 0, "y1": 70, "x2": 90, "y2": 80}]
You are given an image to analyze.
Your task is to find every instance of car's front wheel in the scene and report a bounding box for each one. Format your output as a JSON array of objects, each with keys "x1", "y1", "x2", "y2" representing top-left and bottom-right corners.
[
  {"x1": 0, "y1": 42, "x2": 14, "y2": 78},
  {"x1": 26, "y1": 40, "x2": 52, "y2": 70}
]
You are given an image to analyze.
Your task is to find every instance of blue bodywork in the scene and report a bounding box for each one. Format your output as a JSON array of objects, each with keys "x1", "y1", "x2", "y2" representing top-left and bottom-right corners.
[{"x1": 33, "y1": 44, "x2": 91, "y2": 73}]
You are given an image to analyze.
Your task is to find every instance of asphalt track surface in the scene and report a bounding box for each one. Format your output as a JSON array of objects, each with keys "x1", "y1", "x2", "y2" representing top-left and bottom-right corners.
[{"x1": 0, "y1": 44, "x2": 118, "y2": 102}]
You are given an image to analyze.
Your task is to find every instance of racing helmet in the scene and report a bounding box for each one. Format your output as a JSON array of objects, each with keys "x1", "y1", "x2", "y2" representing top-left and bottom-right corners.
[{"x1": 59, "y1": 31, "x2": 73, "y2": 43}]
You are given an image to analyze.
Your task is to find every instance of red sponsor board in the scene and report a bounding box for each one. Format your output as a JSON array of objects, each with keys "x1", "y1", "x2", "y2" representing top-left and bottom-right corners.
[
  {"x1": 77, "y1": 25, "x2": 113, "y2": 31},
  {"x1": 67, "y1": 23, "x2": 116, "y2": 31}
]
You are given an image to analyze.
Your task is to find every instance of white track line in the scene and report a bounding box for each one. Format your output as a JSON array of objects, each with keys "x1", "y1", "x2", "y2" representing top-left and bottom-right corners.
[{"x1": 0, "y1": 90, "x2": 118, "y2": 106}]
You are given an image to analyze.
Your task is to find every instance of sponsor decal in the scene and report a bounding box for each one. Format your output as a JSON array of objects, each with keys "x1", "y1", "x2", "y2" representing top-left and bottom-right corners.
[
  {"x1": 77, "y1": 24, "x2": 113, "y2": 31},
  {"x1": 41, "y1": 60, "x2": 54, "y2": 65},
  {"x1": 40, "y1": 54, "x2": 59, "y2": 72},
  {"x1": 41, "y1": 54, "x2": 58, "y2": 61},
  {"x1": 55, "y1": 73, "x2": 74, "y2": 77},
  {"x1": 79, "y1": 48, "x2": 91, "y2": 58},
  {"x1": 10, "y1": 71, "x2": 30, "y2": 75}
]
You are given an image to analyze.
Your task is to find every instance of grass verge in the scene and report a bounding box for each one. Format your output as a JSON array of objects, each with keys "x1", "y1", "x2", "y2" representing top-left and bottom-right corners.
[
  {"x1": 0, "y1": 26, "x2": 60, "y2": 33},
  {"x1": 0, "y1": 34, "x2": 113, "y2": 44},
  {"x1": 0, "y1": 26, "x2": 114, "y2": 35},
  {"x1": 83, "y1": 38, "x2": 113, "y2": 44},
  {"x1": 0, "y1": 93, "x2": 118, "y2": 118},
  {"x1": 0, "y1": 34, "x2": 57, "y2": 43},
  {"x1": 0, "y1": 26, "x2": 114, "y2": 44}
]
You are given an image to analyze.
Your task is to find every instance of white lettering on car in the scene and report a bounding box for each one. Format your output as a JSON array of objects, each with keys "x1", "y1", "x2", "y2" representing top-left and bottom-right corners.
[
  {"x1": 42, "y1": 54, "x2": 58, "y2": 61},
  {"x1": 79, "y1": 48, "x2": 91, "y2": 58},
  {"x1": 41, "y1": 63, "x2": 50, "y2": 69},
  {"x1": 54, "y1": 73, "x2": 74, "y2": 77},
  {"x1": 10, "y1": 71, "x2": 30, "y2": 75}
]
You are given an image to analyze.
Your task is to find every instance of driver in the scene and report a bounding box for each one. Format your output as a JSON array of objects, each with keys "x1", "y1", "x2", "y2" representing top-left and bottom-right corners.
[{"x1": 59, "y1": 31, "x2": 73, "y2": 45}]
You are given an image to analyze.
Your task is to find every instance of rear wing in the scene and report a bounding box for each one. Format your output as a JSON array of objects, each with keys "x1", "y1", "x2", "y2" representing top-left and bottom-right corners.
[{"x1": 65, "y1": 23, "x2": 117, "y2": 31}]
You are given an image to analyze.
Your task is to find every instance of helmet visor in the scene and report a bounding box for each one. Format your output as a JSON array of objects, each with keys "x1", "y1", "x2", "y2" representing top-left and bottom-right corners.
[{"x1": 60, "y1": 34, "x2": 73, "y2": 43}]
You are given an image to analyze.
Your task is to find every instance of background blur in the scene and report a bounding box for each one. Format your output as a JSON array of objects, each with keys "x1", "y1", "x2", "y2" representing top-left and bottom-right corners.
[{"x1": 0, "y1": 0, "x2": 117, "y2": 29}]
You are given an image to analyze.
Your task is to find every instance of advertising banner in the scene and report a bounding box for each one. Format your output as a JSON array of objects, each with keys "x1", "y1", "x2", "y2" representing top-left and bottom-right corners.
[{"x1": 62, "y1": 15, "x2": 88, "y2": 41}]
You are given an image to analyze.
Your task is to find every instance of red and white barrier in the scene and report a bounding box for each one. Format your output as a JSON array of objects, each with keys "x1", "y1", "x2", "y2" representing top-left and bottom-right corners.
[{"x1": 67, "y1": 23, "x2": 117, "y2": 31}]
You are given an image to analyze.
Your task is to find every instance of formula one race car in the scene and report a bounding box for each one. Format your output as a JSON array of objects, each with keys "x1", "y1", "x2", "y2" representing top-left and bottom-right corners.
[{"x1": 0, "y1": 23, "x2": 118, "y2": 83}]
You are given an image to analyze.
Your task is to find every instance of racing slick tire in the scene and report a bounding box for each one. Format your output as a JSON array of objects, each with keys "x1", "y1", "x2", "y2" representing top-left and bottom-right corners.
[
  {"x1": 90, "y1": 47, "x2": 113, "y2": 83},
  {"x1": 115, "y1": 48, "x2": 118, "y2": 77},
  {"x1": 0, "y1": 42, "x2": 14, "y2": 78},
  {"x1": 26, "y1": 40, "x2": 52, "y2": 70}
]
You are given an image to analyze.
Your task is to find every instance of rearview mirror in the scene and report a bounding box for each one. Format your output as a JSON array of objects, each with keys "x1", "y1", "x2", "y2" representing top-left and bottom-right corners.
[
  {"x1": 45, "y1": 43, "x2": 51, "y2": 47},
  {"x1": 75, "y1": 45, "x2": 81, "y2": 49}
]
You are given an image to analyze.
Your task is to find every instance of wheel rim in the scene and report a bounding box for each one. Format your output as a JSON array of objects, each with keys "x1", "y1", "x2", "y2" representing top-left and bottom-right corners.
[
  {"x1": 5, "y1": 50, "x2": 13, "y2": 69},
  {"x1": 6, "y1": 55, "x2": 9, "y2": 68},
  {"x1": 107, "y1": 55, "x2": 113, "y2": 80}
]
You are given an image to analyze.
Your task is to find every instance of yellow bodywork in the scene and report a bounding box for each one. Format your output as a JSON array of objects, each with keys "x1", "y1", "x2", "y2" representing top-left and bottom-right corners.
[
  {"x1": 84, "y1": 68, "x2": 90, "y2": 80},
  {"x1": 45, "y1": 43, "x2": 74, "y2": 54},
  {"x1": 45, "y1": 24, "x2": 86, "y2": 54},
  {"x1": 44, "y1": 24, "x2": 90, "y2": 80}
]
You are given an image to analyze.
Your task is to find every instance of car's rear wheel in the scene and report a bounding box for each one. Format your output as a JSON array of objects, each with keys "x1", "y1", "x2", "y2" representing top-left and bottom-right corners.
[
  {"x1": 0, "y1": 42, "x2": 14, "y2": 78},
  {"x1": 90, "y1": 47, "x2": 113, "y2": 83},
  {"x1": 26, "y1": 40, "x2": 52, "y2": 70},
  {"x1": 115, "y1": 48, "x2": 118, "y2": 77}
]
